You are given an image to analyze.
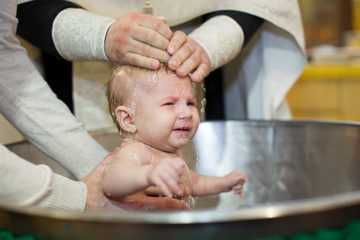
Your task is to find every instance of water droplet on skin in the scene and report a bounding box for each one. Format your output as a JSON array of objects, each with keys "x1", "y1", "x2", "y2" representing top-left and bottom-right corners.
[
  {"x1": 187, "y1": 195, "x2": 197, "y2": 209},
  {"x1": 151, "y1": 72, "x2": 157, "y2": 84},
  {"x1": 134, "y1": 153, "x2": 141, "y2": 166},
  {"x1": 200, "y1": 98, "x2": 207, "y2": 113},
  {"x1": 201, "y1": 83, "x2": 206, "y2": 92}
]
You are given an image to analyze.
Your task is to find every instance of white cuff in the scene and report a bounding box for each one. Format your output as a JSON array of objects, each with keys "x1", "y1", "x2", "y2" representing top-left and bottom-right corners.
[
  {"x1": 23, "y1": 165, "x2": 88, "y2": 212},
  {"x1": 52, "y1": 8, "x2": 115, "y2": 61},
  {"x1": 40, "y1": 172, "x2": 87, "y2": 212},
  {"x1": 189, "y1": 15, "x2": 244, "y2": 71}
]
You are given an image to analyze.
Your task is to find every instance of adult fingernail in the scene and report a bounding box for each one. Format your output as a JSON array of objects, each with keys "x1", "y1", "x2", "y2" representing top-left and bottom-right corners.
[
  {"x1": 150, "y1": 60, "x2": 159, "y2": 69},
  {"x1": 170, "y1": 59, "x2": 177, "y2": 67},
  {"x1": 191, "y1": 73, "x2": 199, "y2": 82},
  {"x1": 178, "y1": 67, "x2": 186, "y2": 75},
  {"x1": 168, "y1": 45, "x2": 175, "y2": 54}
]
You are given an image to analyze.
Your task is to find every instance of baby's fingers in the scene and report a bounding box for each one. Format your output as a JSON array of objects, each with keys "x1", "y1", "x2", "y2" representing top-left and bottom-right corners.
[
  {"x1": 154, "y1": 167, "x2": 182, "y2": 197},
  {"x1": 152, "y1": 177, "x2": 173, "y2": 198},
  {"x1": 232, "y1": 184, "x2": 244, "y2": 197},
  {"x1": 162, "y1": 171, "x2": 182, "y2": 196}
]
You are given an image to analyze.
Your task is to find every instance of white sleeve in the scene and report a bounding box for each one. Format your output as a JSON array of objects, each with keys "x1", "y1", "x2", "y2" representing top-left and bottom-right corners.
[
  {"x1": 52, "y1": 8, "x2": 115, "y2": 61},
  {"x1": 0, "y1": 2, "x2": 108, "y2": 180},
  {"x1": 188, "y1": 15, "x2": 244, "y2": 71},
  {"x1": 0, "y1": 145, "x2": 87, "y2": 211}
]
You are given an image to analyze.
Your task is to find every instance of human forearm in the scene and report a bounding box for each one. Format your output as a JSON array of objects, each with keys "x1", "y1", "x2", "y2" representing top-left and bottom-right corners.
[
  {"x1": 190, "y1": 172, "x2": 225, "y2": 196},
  {"x1": 103, "y1": 156, "x2": 185, "y2": 198},
  {"x1": 0, "y1": 62, "x2": 108, "y2": 179},
  {"x1": 191, "y1": 170, "x2": 247, "y2": 197},
  {"x1": 188, "y1": 15, "x2": 244, "y2": 71},
  {"x1": 0, "y1": 11, "x2": 108, "y2": 179},
  {"x1": 102, "y1": 164, "x2": 152, "y2": 198},
  {"x1": 52, "y1": 8, "x2": 115, "y2": 61},
  {"x1": 52, "y1": 8, "x2": 173, "y2": 70},
  {"x1": 16, "y1": 0, "x2": 84, "y2": 58},
  {"x1": 0, "y1": 145, "x2": 87, "y2": 211},
  {"x1": 17, "y1": 0, "x2": 115, "y2": 61},
  {"x1": 202, "y1": 11, "x2": 264, "y2": 49}
]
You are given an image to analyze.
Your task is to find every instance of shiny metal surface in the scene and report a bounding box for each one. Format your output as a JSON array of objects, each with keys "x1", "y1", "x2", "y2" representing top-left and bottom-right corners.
[{"x1": 2, "y1": 120, "x2": 360, "y2": 239}]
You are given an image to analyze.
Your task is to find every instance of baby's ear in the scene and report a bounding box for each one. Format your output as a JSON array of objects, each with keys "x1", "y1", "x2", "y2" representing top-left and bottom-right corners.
[{"x1": 115, "y1": 106, "x2": 137, "y2": 133}]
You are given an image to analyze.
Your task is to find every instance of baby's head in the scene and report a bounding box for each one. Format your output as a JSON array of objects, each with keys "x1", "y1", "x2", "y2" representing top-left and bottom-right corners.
[
  {"x1": 106, "y1": 64, "x2": 200, "y2": 152},
  {"x1": 107, "y1": 64, "x2": 175, "y2": 130}
]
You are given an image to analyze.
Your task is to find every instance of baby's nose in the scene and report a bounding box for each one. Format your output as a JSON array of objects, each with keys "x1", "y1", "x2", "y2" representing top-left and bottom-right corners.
[{"x1": 178, "y1": 105, "x2": 192, "y2": 120}]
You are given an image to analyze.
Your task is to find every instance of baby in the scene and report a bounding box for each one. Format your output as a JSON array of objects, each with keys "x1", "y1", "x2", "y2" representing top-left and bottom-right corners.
[{"x1": 102, "y1": 64, "x2": 247, "y2": 209}]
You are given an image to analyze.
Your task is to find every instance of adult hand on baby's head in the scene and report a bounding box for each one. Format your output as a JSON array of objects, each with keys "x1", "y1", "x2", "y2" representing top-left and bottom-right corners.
[
  {"x1": 105, "y1": 15, "x2": 211, "y2": 82},
  {"x1": 223, "y1": 170, "x2": 248, "y2": 198},
  {"x1": 167, "y1": 31, "x2": 211, "y2": 83},
  {"x1": 105, "y1": 13, "x2": 172, "y2": 69}
]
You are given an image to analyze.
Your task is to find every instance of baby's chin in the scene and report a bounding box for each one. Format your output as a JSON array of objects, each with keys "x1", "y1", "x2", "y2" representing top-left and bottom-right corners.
[
  {"x1": 156, "y1": 141, "x2": 189, "y2": 153},
  {"x1": 140, "y1": 135, "x2": 191, "y2": 153},
  {"x1": 171, "y1": 139, "x2": 190, "y2": 151}
]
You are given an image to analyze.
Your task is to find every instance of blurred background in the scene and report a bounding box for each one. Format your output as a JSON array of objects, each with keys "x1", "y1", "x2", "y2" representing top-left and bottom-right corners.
[
  {"x1": 1, "y1": 0, "x2": 360, "y2": 144},
  {"x1": 286, "y1": 0, "x2": 360, "y2": 121}
]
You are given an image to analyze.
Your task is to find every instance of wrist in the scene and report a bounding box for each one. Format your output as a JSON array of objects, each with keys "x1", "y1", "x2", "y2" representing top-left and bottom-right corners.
[
  {"x1": 52, "y1": 8, "x2": 115, "y2": 61},
  {"x1": 189, "y1": 15, "x2": 244, "y2": 71},
  {"x1": 144, "y1": 164, "x2": 155, "y2": 187},
  {"x1": 42, "y1": 167, "x2": 87, "y2": 211}
]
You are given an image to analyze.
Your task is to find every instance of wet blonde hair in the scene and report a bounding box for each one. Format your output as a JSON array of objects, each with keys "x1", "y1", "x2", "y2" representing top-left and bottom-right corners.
[{"x1": 106, "y1": 63, "x2": 172, "y2": 131}]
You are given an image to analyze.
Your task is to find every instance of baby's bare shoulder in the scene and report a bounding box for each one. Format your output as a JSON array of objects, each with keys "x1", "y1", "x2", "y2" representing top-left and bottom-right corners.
[{"x1": 114, "y1": 141, "x2": 152, "y2": 165}]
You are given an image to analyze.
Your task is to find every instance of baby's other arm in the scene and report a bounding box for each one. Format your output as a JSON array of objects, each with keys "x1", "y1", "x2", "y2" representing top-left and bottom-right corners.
[{"x1": 191, "y1": 171, "x2": 248, "y2": 197}]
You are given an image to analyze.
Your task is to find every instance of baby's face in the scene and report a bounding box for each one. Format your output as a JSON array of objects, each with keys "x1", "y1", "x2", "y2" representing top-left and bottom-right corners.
[{"x1": 133, "y1": 71, "x2": 200, "y2": 153}]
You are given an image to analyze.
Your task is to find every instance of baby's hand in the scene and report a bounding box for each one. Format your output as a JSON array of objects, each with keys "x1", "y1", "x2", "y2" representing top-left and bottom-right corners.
[
  {"x1": 146, "y1": 157, "x2": 185, "y2": 198},
  {"x1": 222, "y1": 171, "x2": 248, "y2": 198}
]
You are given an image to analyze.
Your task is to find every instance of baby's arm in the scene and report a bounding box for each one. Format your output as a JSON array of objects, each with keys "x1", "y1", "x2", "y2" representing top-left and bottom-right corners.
[
  {"x1": 191, "y1": 171, "x2": 248, "y2": 197},
  {"x1": 102, "y1": 151, "x2": 185, "y2": 198}
]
